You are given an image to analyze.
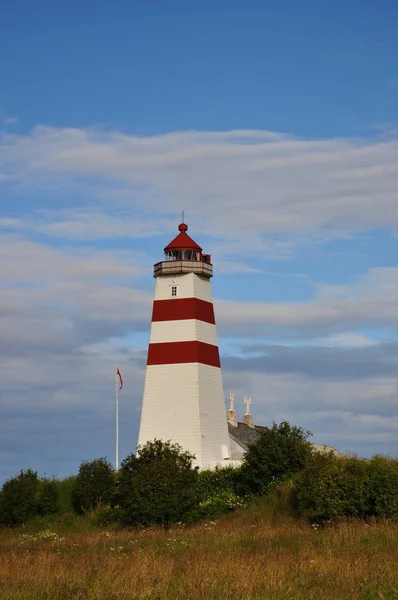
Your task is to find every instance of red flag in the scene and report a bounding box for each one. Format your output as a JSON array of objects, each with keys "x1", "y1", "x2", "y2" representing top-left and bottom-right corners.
[{"x1": 116, "y1": 368, "x2": 123, "y2": 390}]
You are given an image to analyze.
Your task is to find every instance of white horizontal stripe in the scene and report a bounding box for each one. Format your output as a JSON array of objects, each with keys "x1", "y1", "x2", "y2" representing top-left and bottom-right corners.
[
  {"x1": 150, "y1": 319, "x2": 218, "y2": 345},
  {"x1": 154, "y1": 272, "x2": 213, "y2": 302}
]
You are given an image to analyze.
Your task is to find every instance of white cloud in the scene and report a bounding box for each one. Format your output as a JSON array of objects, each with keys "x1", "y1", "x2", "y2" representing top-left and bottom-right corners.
[
  {"x1": 215, "y1": 267, "x2": 398, "y2": 338},
  {"x1": 314, "y1": 333, "x2": 377, "y2": 348},
  {"x1": 1, "y1": 126, "x2": 397, "y2": 253},
  {"x1": 0, "y1": 218, "x2": 24, "y2": 228},
  {"x1": 0, "y1": 234, "x2": 146, "y2": 284},
  {"x1": 2, "y1": 117, "x2": 19, "y2": 126},
  {"x1": 0, "y1": 234, "x2": 152, "y2": 370}
]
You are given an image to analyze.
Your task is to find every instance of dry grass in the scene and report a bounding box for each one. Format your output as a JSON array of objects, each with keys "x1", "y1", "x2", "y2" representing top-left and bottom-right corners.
[{"x1": 0, "y1": 509, "x2": 397, "y2": 599}]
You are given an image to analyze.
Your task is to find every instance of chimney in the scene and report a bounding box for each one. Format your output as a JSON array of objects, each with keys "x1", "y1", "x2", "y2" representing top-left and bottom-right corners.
[
  {"x1": 243, "y1": 396, "x2": 254, "y2": 428},
  {"x1": 227, "y1": 392, "x2": 237, "y2": 427}
]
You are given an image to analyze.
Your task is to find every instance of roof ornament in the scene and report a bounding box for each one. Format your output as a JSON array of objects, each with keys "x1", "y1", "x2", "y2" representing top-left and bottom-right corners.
[
  {"x1": 243, "y1": 396, "x2": 254, "y2": 428},
  {"x1": 227, "y1": 392, "x2": 237, "y2": 427}
]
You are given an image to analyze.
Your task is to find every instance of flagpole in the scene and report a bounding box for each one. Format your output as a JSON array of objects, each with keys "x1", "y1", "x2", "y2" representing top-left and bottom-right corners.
[{"x1": 115, "y1": 364, "x2": 119, "y2": 473}]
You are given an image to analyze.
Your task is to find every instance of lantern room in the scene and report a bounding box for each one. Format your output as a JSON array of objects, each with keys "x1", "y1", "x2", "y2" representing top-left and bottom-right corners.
[{"x1": 153, "y1": 222, "x2": 213, "y2": 278}]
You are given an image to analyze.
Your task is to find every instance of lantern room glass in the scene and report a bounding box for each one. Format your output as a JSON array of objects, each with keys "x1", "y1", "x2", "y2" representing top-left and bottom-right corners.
[{"x1": 165, "y1": 250, "x2": 201, "y2": 261}]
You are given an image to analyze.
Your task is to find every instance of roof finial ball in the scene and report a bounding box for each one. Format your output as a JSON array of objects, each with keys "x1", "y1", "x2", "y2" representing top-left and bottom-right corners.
[{"x1": 178, "y1": 222, "x2": 188, "y2": 232}]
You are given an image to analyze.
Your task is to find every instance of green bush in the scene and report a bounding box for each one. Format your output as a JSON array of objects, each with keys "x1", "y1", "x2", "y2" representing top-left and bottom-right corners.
[
  {"x1": 294, "y1": 453, "x2": 398, "y2": 521},
  {"x1": 195, "y1": 466, "x2": 240, "y2": 498},
  {"x1": 294, "y1": 452, "x2": 347, "y2": 521},
  {"x1": 340, "y1": 457, "x2": 372, "y2": 517},
  {"x1": 72, "y1": 458, "x2": 116, "y2": 514},
  {"x1": 367, "y1": 456, "x2": 398, "y2": 517},
  {"x1": 0, "y1": 469, "x2": 59, "y2": 527},
  {"x1": 56, "y1": 476, "x2": 77, "y2": 513},
  {"x1": 117, "y1": 439, "x2": 199, "y2": 528},
  {"x1": 237, "y1": 421, "x2": 313, "y2": 496},
  {"x1": 95, "y1": 504, "x2": 123, "y2": 526},
  {"x1": 260, "y1": 479, "x2": 296, "y2": 519},
  {"x1": 187, "y1": 466, "x2": 245, "y2": 521},
  {"x1": 191, "y1": 489, "x2": 246, "y2": 521},
  {"x1": 37, "y1": 479, "x2": 60, "y2": 516}
]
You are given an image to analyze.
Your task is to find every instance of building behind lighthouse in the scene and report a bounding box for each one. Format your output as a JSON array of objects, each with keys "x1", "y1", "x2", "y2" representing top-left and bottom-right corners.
[{"x1": 138, "y1": 222, "x2": 231, "y2": 470}]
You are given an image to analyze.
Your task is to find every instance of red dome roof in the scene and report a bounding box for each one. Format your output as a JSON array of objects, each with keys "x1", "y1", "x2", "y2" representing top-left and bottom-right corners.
[{"x1": 164, "y1": 223, "x2": 202, "y2": 252}]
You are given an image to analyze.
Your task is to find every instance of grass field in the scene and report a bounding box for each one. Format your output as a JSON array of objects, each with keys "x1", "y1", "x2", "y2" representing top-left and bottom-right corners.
[{"x1": 0, "y1": 506, "x2": 397, "y2": 600}]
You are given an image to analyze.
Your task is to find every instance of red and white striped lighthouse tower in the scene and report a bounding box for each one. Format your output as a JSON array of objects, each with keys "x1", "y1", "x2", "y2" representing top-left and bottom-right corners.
[{"x1": 138, "y1": 222, "x2": 231, "y2": 469}]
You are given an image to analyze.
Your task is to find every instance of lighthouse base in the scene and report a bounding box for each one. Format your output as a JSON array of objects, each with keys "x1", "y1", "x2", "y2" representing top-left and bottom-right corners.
[{"x1": 138, "y1": 362, "x2": 231, "y2": 470}]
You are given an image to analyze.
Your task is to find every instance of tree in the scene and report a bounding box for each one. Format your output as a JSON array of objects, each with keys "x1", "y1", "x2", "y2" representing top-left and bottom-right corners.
[
  {"x1": 237, "y1": 421, "x2": 313, "y2": 496},
  {"x1": 72, "y1": 458, "x2": 115, "y2": 513},
  {"x1": 0, "y1": 469, "x2": 59, "y2": 526},
  {"x1": 117, "y1": 439, "x2": 199, "y2": 527}
]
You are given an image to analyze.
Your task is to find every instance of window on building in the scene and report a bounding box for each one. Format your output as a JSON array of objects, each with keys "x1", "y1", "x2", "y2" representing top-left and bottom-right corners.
[{"x1": 171, "y1": 286, "x2": 178, "y2": 297}]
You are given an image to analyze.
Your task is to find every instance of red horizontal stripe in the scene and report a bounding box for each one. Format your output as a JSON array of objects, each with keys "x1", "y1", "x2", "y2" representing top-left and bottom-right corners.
[
  {"x1": 147, "y1": 341, "x2": 221, "y2": 367},
  {"x1": 151, "y1": 298, "x2": 215, "y2": 325}
]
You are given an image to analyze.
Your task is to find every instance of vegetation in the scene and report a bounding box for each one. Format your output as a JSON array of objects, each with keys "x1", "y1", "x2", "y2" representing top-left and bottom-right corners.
[
  {"x1": 0, "y1": 470, "x2": 59, "y2": 527},
  {"x1": 0, "y1": 512, "x2": 397, "y2": 599},
  {"x1": 1, "y1": 422, "x2": 398, "y2": 596},
  {"x1": 56, "y1": 476, "x2": 77, "y2": 513},
  {"x1": 294, "y1": 452, "x2": 398, "y2": 521},
  {"x1": 117, "y1": 440, "x2": 199, "y2": 527},
  {"x1": 237, "y1": 421, "x2": 313, "y2": 495},
  {"x1": 2, "y1": 423, "x2": 398, "y2": 530},
  {"x1": 72, "y1": 458, "x2": 115, "y2": 514},
  {"x1": 191, "y1": 465, "x2": 245, "y2": 520}
]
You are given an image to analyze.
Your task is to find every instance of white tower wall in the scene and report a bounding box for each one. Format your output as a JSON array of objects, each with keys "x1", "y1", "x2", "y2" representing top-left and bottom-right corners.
[
  {"x1": 138, "y1": 266, "x2": 231, "y2": 470},
  {"x1": 153, "y1": 272, "x2": 213, "y2": 302}
]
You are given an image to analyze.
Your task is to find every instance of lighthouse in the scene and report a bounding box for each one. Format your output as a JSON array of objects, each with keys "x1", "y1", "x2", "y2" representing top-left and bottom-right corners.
[{"x1": 138, "y1": 222, "x2": 231, "y2": 470}]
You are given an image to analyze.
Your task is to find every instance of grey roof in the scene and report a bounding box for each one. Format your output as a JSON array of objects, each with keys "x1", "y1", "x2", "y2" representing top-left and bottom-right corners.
[
  {"x1": 228, "y1": 421, "x2": 341, "y2": 456},
  {"x1": 228, "y1": 422, "x2": 267, "y2": 450}
]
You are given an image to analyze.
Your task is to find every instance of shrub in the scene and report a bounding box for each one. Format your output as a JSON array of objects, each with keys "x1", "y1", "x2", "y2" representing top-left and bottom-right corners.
[
  {"x1": 191, "y1": 489, "x2": 247, "y2": 521},
  {"x1": 0, "y1": 469, "x2": 59, "y2": 527},
  {"x1": 37, "y1": 479, "x2": 60, "y2": 516},
  {"x1": 72, "y1": 458, "x2": 115, "y2": 514},
  {"x1": 95, "y1": 504, "x2": 123, "y2": 526},
  {"x1": 237, "y1": 421, "x2": 313, "y2": 496},
  {"x1": 340, "y1": 457, "x2": 372, "y2": 517},
  {"x1": 294, "y1": 453, "x2": 398, "y2": 521},
  {"x1": 188, "y1": 466, "x2": 245, "y2": 521},
  {"x1": 195, "y1": 466, "x2": 240, "y2": 498},
  {"x1": 56, "y1": 476, "x2": 77, "y2": 513},
  {"x1": 0, "y1": 469, "x2": 40, "y2": 526},
  {"x1": 367, "y1": 456, "x2": 398, "y2": 517},
  {"x1": 260, "y1": 479, "x2": 296, "y2": 519},
  {"x1": 294, "y1": 452, "x2": 348, "y2": 521},
  {"x1": 117, "y1": 439, "x2": 198, "y2": 528}
]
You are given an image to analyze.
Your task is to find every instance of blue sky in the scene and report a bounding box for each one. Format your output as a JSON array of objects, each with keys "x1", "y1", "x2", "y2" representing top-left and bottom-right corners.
[{"x1": 1, "y1": 0, "x2": 398, "y2": 483}]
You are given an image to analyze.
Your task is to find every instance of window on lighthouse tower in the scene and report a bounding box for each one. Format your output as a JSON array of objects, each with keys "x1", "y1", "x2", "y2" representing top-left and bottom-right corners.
[{"x1": 171, "y1": 286, "x2": 178, "y2": 297}]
